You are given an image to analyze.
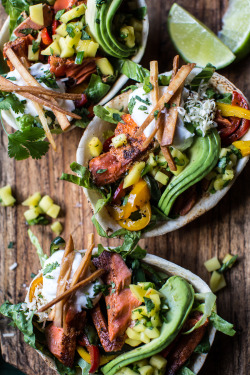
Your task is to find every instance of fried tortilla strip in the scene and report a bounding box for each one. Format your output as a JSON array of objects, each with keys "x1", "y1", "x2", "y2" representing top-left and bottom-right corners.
[
  {"x1": 5, "y1": 48, "x2": 71, "y2": 132},
  {"x1": 161, "y1": 55, "x2": 184, "y2": 146},
  {"x1": 38, "y1": 269, "x2": 105, "y2": 313},
  {"x1": 135, "y1": 63, "x2": 195, "y2": 137}
]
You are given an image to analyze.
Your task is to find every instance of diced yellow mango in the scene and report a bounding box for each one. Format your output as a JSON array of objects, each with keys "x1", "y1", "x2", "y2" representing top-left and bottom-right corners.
[
  {"x1": 151, "y1": 314, "x2": 161, "y2": 328},
  {"x1": 155, "y1": 171, "x2": 169, "y2": 185},
  {"x1": 222, "y1": 253, "x2": 233, "y2": 265},
  {"x1": 135, "y1": 360, "x2": 149, "y2": 368},
  {"x1": 120, "y1": 26, "x2": 135, "y2": 48},
  {"x1": 147, "y1": 153, "x2": 157, "y2": 167},
  {"x1": 138, "y1": 366, "x2": 154, "y2": 375},
  {"x1": 52, "y1": 34, "x2": 61, "y2": 42},
  {"x1": 60, "y1": 3, "x2": 86, "y2": 23},
  {"x1": 0, "y1": 185, "x2": 16, "y2": 206},
  {"x1": 222, "y1": 169, "x2": 234, "y2": 181},
  {"x1": 125, "y1": 338, "x2": 141, "y2": 347},
  {"x1": 22, "y1": 192, "x2": 41, "y2": 207},
  {"x1": 112, "y1": 134, "x2": 127, "y2": 148},
  {"x1": 126, "y1": 327, "x2": 141, "y2": 341},
  {"x1": 140, "y1": 331, "x2": 150, "y2": 344},
  {"x1": 149, "y1": 355, "x2": 167, "y2": 370},
  {"x1": 132, "y1": 309, "x2": 143, "y2": 320},
  {"x1": 41, "y1": 41, "x2": 61, "y2": 56},
  {"x1": 123, "y1": 161, "x2": 145, "y2": 189},
  {"x1": 75, "y1": 40, "x2": 99, "y2": 57},
  {"x1": 204, "y1": 256, "x2": 221, "y2": 272},
  {"x1": 24, "y1": 207, "x2": 41, "y2": 222},
  {"x1": 30, "y1": 4, "x2": 44, "y2": 26},
  {"x1": 65, "y1": 31, "x2": 81, "y2": 48},
  {"x1": 210, "y1": 271, "x2": 226, "y2": 293},
  {"x1": 59, "y1": 37, "x2": 75, "y2": 58},
  {"x1": 39, "y1": 195, "x2": 53, "y2": 213},
  {"x1": 51, "y1": 221, "x2": 63, "y2": 235},
  {"x1": 170, "y1": 148, "x2": 189, "y2": 176},
  {"x1": 129, "y1": 284, "x2": 145, "y2": 302},
  {"x1": 28, "y1": 45, "x2": 39, "y2": 61},
  {"x1": 47, "y1": 204, "x2": 60, "y2": 219},
  {"x1": 144, "y1": 327, "x2": 160, "y2": 339},
  {"x1": 96, "y1": 58, "x2": 114, "y2": 76},
  {"x1": 89, "y1": 137, "x2": 103, "y2": 157},
  {"x1": 133, "y1": 323, "x2": 146, "y2": 333},
  {"x1": 56, "y1": 23, "x2": 68, "y2": 37},
  {"x1": 213, "y1": 176, "x2": 224, "y2": 191}
]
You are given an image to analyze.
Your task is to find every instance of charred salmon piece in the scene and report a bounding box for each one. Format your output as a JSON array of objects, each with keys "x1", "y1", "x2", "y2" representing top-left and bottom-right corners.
[
  {"x1": 91, "y1": 303, "x2": 125, "y2": 352},
  {"x1": 3, "y1": 35, "x2": 34, "y2": 71},
  {"x1": 164, "y1": 313, "x2": 209, "y2": 375},
  {"x1": 13, "y1": 5, "x2": 53, "y2": 37},
  {"x1": 64, "y1": 306, "x2": 86, "y2": 334},
  {"x1": 49, "y1": 56, "x2": 97, "y2": 84},
  {"x1": 89, "y1": 114, "x2": 151, "y2": 186},
  {"x1": 93, "y1": 251, "x2": 141, "y2": 341},
  {"x1": 45, "y1": 323, "x2": 76, "y2": 368}
]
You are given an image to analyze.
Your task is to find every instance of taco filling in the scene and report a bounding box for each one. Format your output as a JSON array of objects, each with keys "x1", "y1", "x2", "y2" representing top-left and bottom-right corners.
[
  {"x1": 0, "y1": 233, "x2": 235, "y2": 374},
  {"x1": 63, "y1": 57, "x2": 250, "y2": 233},
  {"x1": 0, "y1": 0, "x2": 146, "y2": 159}
]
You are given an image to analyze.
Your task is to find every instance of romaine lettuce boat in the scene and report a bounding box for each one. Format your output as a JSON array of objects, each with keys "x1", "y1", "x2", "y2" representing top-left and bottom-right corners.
[
  {"x1": 67, "y1": 58, "x2": 250, "y2": 237},
  {"x1": 0, "y1": 233, "x2": 235, "y2": 375},
  {"x1": 0, "y1": 0, "x2": 148, "y2": 160}
]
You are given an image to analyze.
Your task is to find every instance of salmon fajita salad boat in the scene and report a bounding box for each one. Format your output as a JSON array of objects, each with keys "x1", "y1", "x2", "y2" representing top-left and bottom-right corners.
[
  {"x1": 0, "y1": 233, "x2": 235, "y2": 375},
  {"x1": 0, "y1": 0, "x2": 148, "y2": 159},
  {"x1": 61, "y1": 56, "x2": 250, "y2": 237}
]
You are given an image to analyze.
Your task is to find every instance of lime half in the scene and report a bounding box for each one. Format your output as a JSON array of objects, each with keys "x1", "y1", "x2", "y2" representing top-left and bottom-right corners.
[
  {"x1": 168, "y1": 3, "x2": 236, "y2": 69},
  {"x1": 219, "y1": 0, "x2": 250, "y2": 60}
]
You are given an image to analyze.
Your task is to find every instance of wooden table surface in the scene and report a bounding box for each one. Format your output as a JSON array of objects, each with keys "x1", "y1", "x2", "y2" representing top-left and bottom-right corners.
[{"x1": 0, "y1": 1, "x2": 249, "y2": 374}]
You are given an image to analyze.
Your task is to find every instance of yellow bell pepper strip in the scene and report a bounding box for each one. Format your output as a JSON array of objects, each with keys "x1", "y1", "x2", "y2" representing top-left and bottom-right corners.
[
  {"x1": 216, "y1": 102, "x2": 250, "y2": 120},
  {"x1": 77, "y1": 346, "x2": 117, "y2": 366},
  {"x1": 118, "y1": 202, "x2": 151, "y2": 231},
  {"x1": 29, "y1": 274, "x2": 43, "y2": 302},
  {"x1": 232, "y1": 140, "x2": 250, "y2": 157},
  {"x1": 109, "y1": 180, "x2": 151, "y2": 221}
]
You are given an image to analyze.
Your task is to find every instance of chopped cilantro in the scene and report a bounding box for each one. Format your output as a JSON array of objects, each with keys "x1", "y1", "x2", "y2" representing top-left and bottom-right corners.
[
  {"x1": 30, "y1": 272, "x2": 36, "y2": 279},
  {"x1": 0, "y1": 92, "x2": 25, "y2": 114},
  {"x1": 138, "y1": 105, "x2": 147, "y2": 111},
  {"x1": 96, "y1": 169, "x2": 107, "y2": 174},
  {"x1": 128, "y1": 97, "x2": 136, "y2": 114},
  {"x1": 45, "y1": 275, "x2": 54, "y2": 279},
  {"x1": 19, "y1": 28, "x2": 38, "y2": 37},
  {"x1": 111, "y1": 281, "x2": 116, "y2": 294},
  {"x1": 143, "y1": 76, "x2": 153, "y2": 93},
  {"x1": 81, "y1": 26, "x2": 91, "y2": 40},
  {"x1": 86, "y1": 297, "x2": 93, "y2": 309},
  {"x1": 112, "y1": 113, "x2": 124, "y2": 123},
  {"x1": 135, "y1": 95, "x2": 151, "y2": 105},
  {"x1": 55, "y1": 9, "x2": 65, "y2": 20},
  {"x1": 107, "y1": 304, "x2": 110, "y2": 309},
  {"x1": 43, "y1": 261, "x2": 60, "y2": 276},
  {"x1": 172, "y1": 103, "x2": 176, "y2": 107},
  {"x1": 8, "y1": 126, "x2": 50, "y2": 160},
  {"x1": 143, "y1": 297, "x2": 155, "y2": 313},
  {"x1": 217, "y1": 255, "x2": 238, "y2": 273},
  {"x1": 8, "y1": 241, "x2": 14, "y2": 249},
  {"x1": 121, "y1": 85, "x2": 138, "y2": 93},
  {"x1": 32, "y1": 40, "x2": 40, "y2": 54},
  {"x1": 93, "y1": 283, "x2": 110, "y2": 296},
  {"x1": 164, "y1": 103, "x2": 170, "y2": 109},
  {"x1": 154, "y1": 110, "x2": 159, "y2": 120},
  {"x1": 38, "y1": 70, "x2": 58, "y2": 89},
  {"x1": 75, "y1": 51, "x2": 84, "y2": 65},
  {"x1": 66, "y1": 24, "x2": 75, "y2": 38}
]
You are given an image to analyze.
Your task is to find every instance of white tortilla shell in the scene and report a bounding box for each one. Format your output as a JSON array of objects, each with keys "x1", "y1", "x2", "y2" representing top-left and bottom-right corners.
[
  {"x1": 0, "y1": 0, "x2": 149, "y2": 129},
  {"x1": 76, "y1": 73, "x2": 250, "y2": 237},
  {"x1": 26, "y1": 251, "x2": 216, "y2": 374}
]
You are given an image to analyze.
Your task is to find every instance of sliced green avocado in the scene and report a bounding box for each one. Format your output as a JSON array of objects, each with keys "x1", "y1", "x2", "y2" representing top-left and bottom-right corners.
[
  {"x1": 158, "y1": 130, "x2": 221, "y2": 216},
  {"x1": 101, "y1": 276, "x2": 194, "y2": 375}
]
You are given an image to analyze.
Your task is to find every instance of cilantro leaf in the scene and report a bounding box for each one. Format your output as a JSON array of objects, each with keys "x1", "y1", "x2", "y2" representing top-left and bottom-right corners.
[
  {"x1": 143, "y1": 296, "x2": 155, "y2": 313},
  {"x1": 0, "y1": 92, "x2": 25, "y2": 114},
  {"x1": 32, "y1": 40, "x2": 40, "y2": 54},
  {"x1": 8, "y1": 126, "x2": 50, "y2": 160},
  {"x1": 81, "y1": 26, "x2": 91, "y2": 40},
  {"x1": 43, "y1": 261, "x2": 60, "y2": 276},
  {"x1": 55, "y1": 9, "x2": 65, "y2": 20},
  {"x1": 38, "y1": 70, "x2": 58, "y2": 89}
]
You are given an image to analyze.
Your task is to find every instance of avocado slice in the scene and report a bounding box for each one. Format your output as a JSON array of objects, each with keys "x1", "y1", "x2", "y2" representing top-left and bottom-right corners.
[
  {"x1": 101, "y1": 276, "x2": 194, "y2": 375},
  {"x1": 158, "y1": 130, "x2": 221, "y2": 215}
]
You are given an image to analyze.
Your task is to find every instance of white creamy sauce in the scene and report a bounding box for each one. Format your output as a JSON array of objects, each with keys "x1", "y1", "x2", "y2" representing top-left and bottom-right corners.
[
  {"x1": 1, "y1": 63, "x2": 75, "y2": 130},
  {"x1": 129, "y1": 86, "x2": 194, "y2": 151},
  {"x1": 42, "y1": 250, "x2": 102, "y2": 312}
]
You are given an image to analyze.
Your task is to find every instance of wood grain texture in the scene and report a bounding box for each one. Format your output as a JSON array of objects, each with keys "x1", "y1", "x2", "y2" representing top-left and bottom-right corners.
[{"x1": 0, "y1": 1, "x2": 249, "y2": 374}]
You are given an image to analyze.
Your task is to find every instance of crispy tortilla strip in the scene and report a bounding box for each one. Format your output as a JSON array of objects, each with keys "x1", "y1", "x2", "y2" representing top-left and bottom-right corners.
[
  {"x1": 38, "y1": 269, "x2": 105, "y2": 313},
  {"x1": 54, "y1": 235, "x2": 75, "y2": 327},
  {"x1": 5, "y1": 48, "x2": 71, "y2": 132},
  {"x1": 135, "y1": 63, "x2": 195, "y2": 137},
  {"x1": 0, "y1": 84, "x2": 83, "y2": 100},
  {"x1": 70, "y1": 233, "x2": 94, "y2": 287}
]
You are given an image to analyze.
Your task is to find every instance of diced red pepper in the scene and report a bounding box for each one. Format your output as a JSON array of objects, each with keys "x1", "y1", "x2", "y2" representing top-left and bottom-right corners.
[
  {"x1": 52, "y1": 20, "x2": 59, "y2": 35},
  {"x1": 89, "y1": 345, "x2": 100, "y2": 374},
  {"x1": 112, "y1": 181, "x2": 126, "y2": 205},
  {"x1": 103, "y1": 136, "x2": 114, "y2": 152},
  {"x1": 41, "y1": 28, "x2": 52, "y2": 46},
  {"x1": 75, "y1": 93, "x2": 88, "y2": 108}
]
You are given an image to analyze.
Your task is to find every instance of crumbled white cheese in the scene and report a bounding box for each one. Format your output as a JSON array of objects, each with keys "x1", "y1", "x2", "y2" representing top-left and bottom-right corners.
[{"x1": 9, "y1": 262, "x2": 18, "y2": 270}]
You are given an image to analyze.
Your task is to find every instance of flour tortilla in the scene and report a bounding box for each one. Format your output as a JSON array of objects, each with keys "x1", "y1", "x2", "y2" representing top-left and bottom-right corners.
[
  {"x1": 76, "y1": 72, "x2": 250, "y2": 238},
  {"x1": 26, "y1": 250, "x2": 216, "y2": 374},
  {"x1": 0, "y1": 0, "x2": 149, "y2": 130}
]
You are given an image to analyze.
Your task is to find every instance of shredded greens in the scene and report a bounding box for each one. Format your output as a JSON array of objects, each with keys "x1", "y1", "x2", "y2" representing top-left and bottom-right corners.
[
  {"x1": 28, "y1": 229, "x2": 48, "y2": 267},
  {"x1": 94, "y1": 105, "x2": 125, "y2": 124}
]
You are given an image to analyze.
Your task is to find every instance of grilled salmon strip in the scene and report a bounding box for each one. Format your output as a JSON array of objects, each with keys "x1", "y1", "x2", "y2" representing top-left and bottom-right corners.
[
  {"x1": 3, "y1": 35, "x2": 34, "y2": 71},
  {"x1": 93, "y1": 251, "x2": 141, "y2": 341},
  {"x1": 89, "y1": 114, "x2": 152, "y2": 186}
]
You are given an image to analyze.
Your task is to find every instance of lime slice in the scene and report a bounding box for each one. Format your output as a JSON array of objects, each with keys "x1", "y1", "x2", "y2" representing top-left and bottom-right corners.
[
  {"x1": 168, "y1": 3, "x2": 236, "y2": 69},
  {"x1": 218, "y1": 0, "x2": 250, "y2": 60}
]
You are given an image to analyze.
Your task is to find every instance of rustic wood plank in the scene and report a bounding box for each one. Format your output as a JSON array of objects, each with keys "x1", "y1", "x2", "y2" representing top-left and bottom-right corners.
[{"x1": 0, "y1": 1, "x2": 249, "y2": 375}]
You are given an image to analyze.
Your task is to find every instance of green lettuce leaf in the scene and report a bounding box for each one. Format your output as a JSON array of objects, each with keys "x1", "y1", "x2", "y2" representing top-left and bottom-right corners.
[
  {"x1": 194, "y1": 331, "x2": 210, "y2": 353},
  {"x1": 93, "y1": 105, "x2": 125, "y2": 124},
  {"x1": 2, "y1": 0, "x2": 29, "y2": 34},
  {"x1": 190, "y1": 63, "x2": 215, "y2": 90},
  {"x1": 85, "y1": 74, "x2": 110, "y2": 103},
  {"x1": 177, "y1": 367, "x2": 195, "y2": 375},
  {"x1": 115, "y1": 59, "x2": 149, "y2": 83},
  {"x1": 209, "y1": 311, "x2": 236, "y2": 336}
]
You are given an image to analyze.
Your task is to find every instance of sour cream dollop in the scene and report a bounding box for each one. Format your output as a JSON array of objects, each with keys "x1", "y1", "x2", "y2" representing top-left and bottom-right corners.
[
  {"x1": 42, "y1": 250, "x2": 102, "y2": 312},
  {"x1": 2, "y1": 63, "x2": 75, "y2": 130}
]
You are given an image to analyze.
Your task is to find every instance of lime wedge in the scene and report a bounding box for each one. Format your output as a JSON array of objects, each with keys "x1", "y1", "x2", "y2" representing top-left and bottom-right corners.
[
  {"x1": 219, "y1": 0, "x2": 250, "y2": 60},
  {"x1": 168, "y1": 3, "x2": 236, "y2": 69}
]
